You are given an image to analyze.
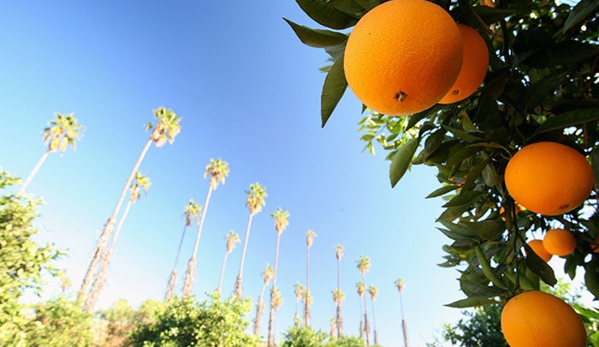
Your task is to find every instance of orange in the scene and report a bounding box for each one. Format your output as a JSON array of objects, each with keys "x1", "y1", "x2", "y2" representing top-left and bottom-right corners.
[
  {"x1": 501, "y1": 291, "x2": 586, "y2": 347},
  {"x1": 504, "y1": 141, "x2": 595, "y2": 216},
  {"x1": 344, "y1": 0, "x2": 463, "y2": 116},
  {"x1": 438, "y1": 24, "x2": 489, "y2": 104},
  {"x1": 543, "y1": 228, "x2": 577, "y2": 256},
  {"x1": 527, "y1": 239, "x2": 553, "y2": 262},
  {"x1": 499, "y1": 202, "x2": 526, "y2": 220}
]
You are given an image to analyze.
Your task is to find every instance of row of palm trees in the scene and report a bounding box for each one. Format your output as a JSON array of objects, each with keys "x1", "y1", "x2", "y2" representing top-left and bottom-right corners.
[{"x1": 17, "y1": 110, "x2": 410, "y2": 346}]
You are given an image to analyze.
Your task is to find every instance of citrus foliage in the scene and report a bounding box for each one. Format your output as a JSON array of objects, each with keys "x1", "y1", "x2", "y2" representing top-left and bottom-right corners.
[
  {"x1": 126, "y1": 293, "x2": 258, "y2": 347},
  {"x1": 0, "y1": 169, "x2": 61, "y2": 344},
  {"x1": 287, "y1": 0, "x2": 599, "y2": 306},
  {"x1": 282, "y1": 326, "x2": 374, "y2": 347}
]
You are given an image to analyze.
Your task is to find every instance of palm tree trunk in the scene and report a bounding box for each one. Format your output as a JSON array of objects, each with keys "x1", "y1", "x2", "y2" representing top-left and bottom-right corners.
[
  {"x1": 304, "y1": 246, "x2": 310, "y2": 326},
  {"x1": 267, "y1": 233, "x2": 281, "y2": 346},
  {"x1": 336, "y1": 258, "x2": 342, "y2": 337},
  {"x1": 370, "y1": 298, "x2": 378, "y2": 346},
  {"x1": 362, "y1": 275, "x2": 370, "y2": 346},
  {"x1": 182, "y1": 187, "x2": 214, "y2": 298},
  {"x1": 84, "y1": 198, "x2": 133, "y2": 311},
  {"x1": 253, "y1": 288, "x2": 266, "y2": 336},
  {"x1": 336, "y1": 305, "x2": 343, "y2": 338},
  {"x1": 217, "y1": 251, "x2": 230, "y2": 295},
  {"x1": 359, "y1": 298, "x2": 364, "y2": 340},
  {"x1": 234, "y1": 213, "x2": 254, "y2": 299},
  {"x1": 78, "y1": 139, "x2": 153, "y2": 303},
  {"x1": 400, "y1": 292, "x2": 409, "y2": 347},
  {"x1": 165, "y1": 224, "x2": 189, "y2": 300},
  {"x1": 18, "y1": 150, "x2": 50, "y2": 195},
  {"x1": 294, "y1": 298, "x2": 300, "y2": 327}
]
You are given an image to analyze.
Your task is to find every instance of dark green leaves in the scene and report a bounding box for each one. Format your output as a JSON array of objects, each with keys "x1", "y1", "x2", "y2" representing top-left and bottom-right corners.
[
  {"x1": 295, "y1": 0, "x2": 358, "y2": 29},
  {"x1": 389, "y1": 138, "x2": 419, "y2": 188},
  {"x1": 321, "y1": 55, "x2": 348, "y2": 127},
  {"x1": 283, "y1": 19, "x2": 348, "y2": 48},
  {"x1": 535, "y1": 108, "x2": 599, "y2": 135}
]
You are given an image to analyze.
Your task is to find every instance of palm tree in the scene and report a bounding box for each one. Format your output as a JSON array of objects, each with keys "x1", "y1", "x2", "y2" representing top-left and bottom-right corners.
[
  {"x1": 234, "y1": 182, "x2": 267, "y2": 299},
  {"x1": 301, "y1": 287, "x2": 313, "y2": 327},
  {"x1": 304, "y1": 229, "x2": 317, "y2": 326},
  {"x1": 268, "y1": 207, "x2": 290, "y2": 347},
  {"x1": 332, "y1": 288, "x2": 345, "y2": 338},
  {"x1": 396, "y1": 278, "x2": 409, "y2": 347},
  {"x1": 78, "y1": 107, "x2": 180, "y2": 304},
  {"x1": 335, "y1": 244, "x2": 344, "y2": 336},
  {"x1": 368, "y1": 285, "x2": 379, "y2": 346},
  {"x1": 218, "y1": 230, "x2": 240, "y2": 295},
  {"x1": 293, "y1": 283, "x2": 304, "y2": 326},
  {"x1": 357, "y1": 281, "x2": 365, "y2": 341},
  {"x1": 182, "y1": 158, "x2": 229, "y2": 298},
  {"x1": 19, "y1": 113, "x2": 84, "y2": 194},
  {"x1": 357, "y1": 255, "x2": 371, "y2": 345},
  {"x1": 165, "y1": 199, "x2": 201, "y2": 300},
  {"x1": 84, "y1": 172, "x2": 151, "y2": 311},
  {"x1": 329, "y1": 317, "x2": 337, "y2": 338},
  {"x1": 253, "y1": 264, "x2": 274, "y2": 336}
]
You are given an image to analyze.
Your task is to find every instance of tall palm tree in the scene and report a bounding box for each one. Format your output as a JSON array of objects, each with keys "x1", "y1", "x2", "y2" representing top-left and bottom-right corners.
[
  {"x1": 396, "y1": 278, "x2": 409, "y2": 347},
  {"x1": 304, "y1": 229, "x2": 317, "y2": 326},
  {"x1": 218, "y1": 230, "x2": 240, "y2": 295},
  {"x1": 78, "y1": 107, "x2": 180, "y2": 304},
  {"x1": 293, "y1": 283, "x2": 304, "y2": 326},
  {"x1": 182, "y1": 158, "x2": 229, "y2": 298},
  {"x1": 268, "y1": 207, "x2": 290, "y2": 347},
  {"x1": 332, "y1": 288, "x2": 345, "y2": 338},
  {"x1": 368, "y1": 285, "x2": 379, "y2": 346},
  {"x1": 301, "y1": 287, "x2": 313, "y2": 327},
  {"x1": 19, "y1": 113, "x2": 84, "y2": 195},
  {"x1": 165, "y1": 199, "x2": 201, "y2": 300},
  {"x1": 357, "y1": 255, "x2": 371, "y2": 346},
  {"x1": 329, "y1": 317, "x2": 337, "y2": 338},
  {"x1": 357, "y1": 281, "x2": 365, "y2": 341},
  {"x1": 335, "y1": 244, "x2": 344, "y2": 336},
  {"x1": 234, "y1": 182, "x2": 267, "y2": 299},
  {"x1": 253, "y1": 264, "x2": 274, "y2": 336},
  {"x1": 84, "y1": 172, "x2": 151, "y2": 311}
]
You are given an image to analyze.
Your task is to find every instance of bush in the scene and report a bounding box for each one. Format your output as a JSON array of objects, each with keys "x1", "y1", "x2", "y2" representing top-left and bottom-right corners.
[{"x1": 127, "y1": 293, "x2": 258, "y2": 347}]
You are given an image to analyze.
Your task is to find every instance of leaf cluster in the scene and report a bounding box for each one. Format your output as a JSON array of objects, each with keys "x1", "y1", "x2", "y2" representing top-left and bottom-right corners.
[{"x1": 287, "y1": 0, "x2": 599, "y2": 306}]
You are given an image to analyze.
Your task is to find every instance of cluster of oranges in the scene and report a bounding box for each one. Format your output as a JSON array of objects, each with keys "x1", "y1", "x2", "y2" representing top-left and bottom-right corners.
[
  {"x1": 502, "y1": 141, "x2": 594, "y2": 347},
  {"x1": 343, "y1": 0, "x2": 489, "y2": 116}
]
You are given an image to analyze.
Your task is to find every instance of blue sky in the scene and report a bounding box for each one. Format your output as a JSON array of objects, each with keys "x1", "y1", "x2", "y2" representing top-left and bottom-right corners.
[{"x1": 0, "y1": 1, "x2": 484, "y2": 346}]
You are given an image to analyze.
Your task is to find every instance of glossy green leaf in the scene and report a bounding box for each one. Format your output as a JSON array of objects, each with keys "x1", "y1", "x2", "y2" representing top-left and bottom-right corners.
[
  {"x1": 353, "y1": 0, "x2": 382, "y2": 10},
  {"x1": 525, "y1": 244, "x2": 557, "y2": 286},
  {"x1": 560, "y1": 0, "x2": 599, "y2": 35},
  {"x1": 473, "y1": 5, "x2": 518, "y2": 25},
  {"x1": 321, "y1": 55, "x2": 347, "y2": 127},
  {"x1": 389, "y1": 138, "x2": 419, "y2": 188},
  {"x1": 329, "y1": 0, "x2": 365, "y2": 17},
  {"x1": 445, "y1": 296, "x2": 498, "y2": 308},
  {"x1": 438, "y1": 220, "x2": 477, "y2": 238},
  {"x1": 535, "y1": 108, "x2": 599, "y2": 135},
  {"x1": 295, "y1": 0, "x2": 359, "y2": 29},
  {"x1": 442, "y1": 125, "x2": 485, "y2": 142},
  {"x1": 467, "y1": 220, "x2": 505, "y2": 240},
  {"x1": 426, "y1": 185, "x2": 459, "y2": 199},
  {"x1": 283, "y1": 19, "x2": 348, "y2": 48},
  {"x1": 443, "y1": 190, "x2": 482, "y2": 208}
]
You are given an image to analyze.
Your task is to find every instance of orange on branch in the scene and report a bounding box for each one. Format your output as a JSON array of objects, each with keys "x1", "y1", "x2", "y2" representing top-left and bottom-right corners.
[
  {"x1": 501, "y1": 291, "x2": 586, "y2": 347},
  {"x1": 543, "y1": 228, "x2": 577, "y2": 257},
  {"x1": 504, "y1": 141, "x2": 595, "y2": 216},
  {"x1": 438, "y1": 24, "x2": 489, "y2": 104},
  {"x1": 344, "y1": 0, "x2": 463, "y2": 116},
  {"x1": 527, "y1": 239, "x2": 552, "y2": 262}
]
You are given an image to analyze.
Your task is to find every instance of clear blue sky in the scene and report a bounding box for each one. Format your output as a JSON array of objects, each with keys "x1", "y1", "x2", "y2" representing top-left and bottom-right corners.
[{"x1": 0, "y1": 2, "x2": 476, "y2": 346}]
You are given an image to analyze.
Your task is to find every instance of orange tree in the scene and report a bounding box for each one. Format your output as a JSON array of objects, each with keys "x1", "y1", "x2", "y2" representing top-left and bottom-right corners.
[{"x1": 285, "y1": 0, "x2": 599, "y2": 308}]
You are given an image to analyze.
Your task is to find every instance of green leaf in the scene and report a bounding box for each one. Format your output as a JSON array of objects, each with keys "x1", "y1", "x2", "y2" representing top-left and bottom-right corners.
[
  {"x1": 295, "y1": 0, "x2": 359, "y2": 29},
  {"x1": 283, "y1": 19, "x2": 348, "y2": 48},
  {"x1": 329, "y1": 0, "x2": 365, "y2": 17},
  {"x1": 525, "y1": 245, "x2": 557, "y2": 286},
  {"x1": 446, "y1": 145, "x2": 484, "y2": 170},
  {"x1": 445, "y1": 296, "x2": 498, "y2": 308},
  {"x1": 524, "y1": 70, "x2": 569, "y2": 113},
  {"x1": 443, "y1": 190, "x2": 483, "y2": 208},
  {"x1": 442, "y1": 125, "x2": 485, "y2": 142},
  {"x1": 438, "y1": 220, "x2": 477, "y2": 238},
  {"x1": 524, "y1": 40, "x2": 599, "y2": 69},
  {"x1": 321, "y1": 55, "x2": 348, "y2": 127},
  {"x1": 353, "y1": 0, "x2": 382, "y2": 10},
  {"x1": 426, "y1": 185, "x2": 459, "y2": 199},
  {"x1": 560, "y1": 0, "x2": 599, "y2": 36},
  {"x1": 467, "y1": 220, "x2": 505, "y2": 240},
  {"x1": 389, "y1": 138, "x2": 419, "y2": 188},
  {"x1": 535, "y1": 108, "x2": 599, "y2": 135}
]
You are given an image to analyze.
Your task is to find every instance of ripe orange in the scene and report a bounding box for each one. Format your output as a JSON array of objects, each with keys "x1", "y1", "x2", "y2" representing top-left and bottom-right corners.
[
  {"x1": 501, "y1": 291, "x2": 586, "y2": 347},
  {"x1": 504, "y1": 141, "x2": 595, "y2": 216},
  {"x1": 543, "y1": 228, "x2": 577, "y2": 256},
  {"x1": 438, "y1": 24, "x2": 489, "y2": 104},
  {"x1": 344, "y1": 0, "x2": 463, "y2": 116},
  {"x1": 527, "y1": 239, "x2": 553, "y2": 262}
]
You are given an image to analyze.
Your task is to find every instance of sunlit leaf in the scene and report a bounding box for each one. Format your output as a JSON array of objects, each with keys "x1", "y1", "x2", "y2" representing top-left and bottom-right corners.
[
  {"x1": 321, "y1": 55, "x2": 347, "y2": 127},
  {"x1": 467, "y1": 220, "x2": 505, "y2": 240},
  {"x1": 443, "y1": 190, "x2": 483, "y2": 208},
  {"x1": 445, "y1": 296, "x2": 498, "y2": 308},
  {"x1": 426, "y1": 185, "x2": 459, "y2": 199},
  {"x1": 295, "y1": 0, "x2": 359, "y2": 29}
]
